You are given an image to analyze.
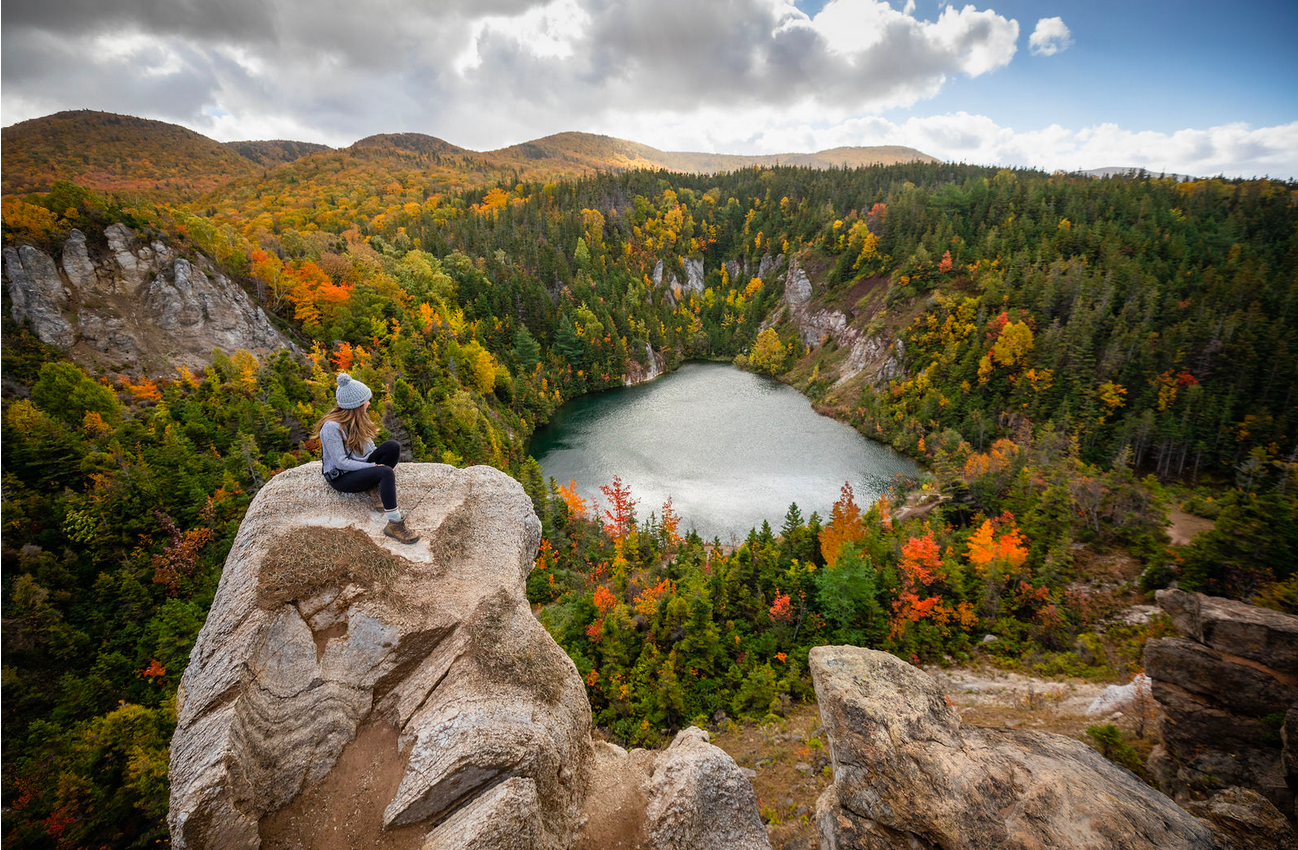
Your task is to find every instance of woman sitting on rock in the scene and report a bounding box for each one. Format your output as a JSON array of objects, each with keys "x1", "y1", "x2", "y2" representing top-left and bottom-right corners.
[{"x1": 314, "y1": 373, "x2": 419, "y2": 544}]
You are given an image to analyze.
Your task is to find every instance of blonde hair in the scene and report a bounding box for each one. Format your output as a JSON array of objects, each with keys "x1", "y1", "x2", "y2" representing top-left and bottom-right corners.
[{"x1": 314, "y1": 404, "x2": 379, "y2": 455}]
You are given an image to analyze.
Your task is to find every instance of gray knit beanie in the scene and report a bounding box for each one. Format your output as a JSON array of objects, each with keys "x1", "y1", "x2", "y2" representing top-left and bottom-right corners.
[{"x1": 335, "y1": 373, "x2": 372, "y2": 409}]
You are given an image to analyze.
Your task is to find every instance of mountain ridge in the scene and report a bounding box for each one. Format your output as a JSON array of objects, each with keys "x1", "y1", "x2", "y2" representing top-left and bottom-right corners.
[{"x1": 1, "y1": 111, "x2": 938, "y2": 197}]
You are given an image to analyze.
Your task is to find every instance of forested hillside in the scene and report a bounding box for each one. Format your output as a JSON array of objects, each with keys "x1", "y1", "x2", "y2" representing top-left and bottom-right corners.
[{"x1": 3, "y1": 125, "x2": 1297, "y2": 846}]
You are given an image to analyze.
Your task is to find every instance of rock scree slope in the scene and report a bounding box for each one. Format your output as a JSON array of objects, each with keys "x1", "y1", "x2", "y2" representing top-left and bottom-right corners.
[{"x1": 168, "y1": 462, "x2": 768, "y2": 850}]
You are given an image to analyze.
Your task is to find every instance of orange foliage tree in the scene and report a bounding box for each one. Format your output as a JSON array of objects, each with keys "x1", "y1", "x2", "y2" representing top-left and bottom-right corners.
[
  {"x1": 965, "y1": 512, "x2": 1029, "y2": 578},
  {"x1": 890, "y1": 531, "x2": 944, "y2": 636},
  {"x1": 660, "y1": 496, "x2": 681, "y2": 544},
  {"x1": 285, "y1": 260, "x2": 352, "y2": 326},
  {"x1": 600, "y1": 475, "x2": 638, "y2": 541},
  {"x1": 556, "y1": 479, "x2": 588, "y2": 519},
  {"x1": 820, "y1": 482, "x2": 863, "y2": 568}
]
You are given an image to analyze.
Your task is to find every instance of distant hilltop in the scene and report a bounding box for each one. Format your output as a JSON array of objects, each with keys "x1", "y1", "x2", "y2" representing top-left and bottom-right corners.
[
  {"x1": 1, "y1": 110, "x2": 938, "y2": 198},
  {"x1": 1081, "y1": 166, "x2": 1193, "y2": 182}
]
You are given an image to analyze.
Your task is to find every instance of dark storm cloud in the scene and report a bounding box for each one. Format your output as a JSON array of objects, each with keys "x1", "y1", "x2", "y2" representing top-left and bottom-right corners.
[
  {"x1": 3, "y1": 0, "x2": 276, "y2": 41},
  {"x1": 2, "y1": 0, "x2": 1020, "y2": 146}
]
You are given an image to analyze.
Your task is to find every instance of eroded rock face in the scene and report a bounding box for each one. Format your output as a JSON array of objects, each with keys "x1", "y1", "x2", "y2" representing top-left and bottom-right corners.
[
  {"x1": 3, "y1": 224, "x2": 289, "y2": 371},
  {"x1": 682, "y1": 258, "x2": 704, "y2": 294},
  {"x1": 170, "y1": 463, "x2": 768, "y2": 850},
  {"x1": 772, "y1": 256, "x2": 905, "y2": 388},
  {"x1": 783, "y1": 258, "x2": 812, "y2": 306},
  {"x1": 1145, "y1": 589, "x2": 1298, "y2": 816},
  {"x1": 1184, "y1": 786, "x2": 1298, "y2": 850},
  {"x1": 810, "y1": 645, "x2": 1217, "y2": 850},
  {"x1": 169, "y1": 463, "x2": 590, "y2": 849},
  {"x1": 574, "y1": 729, "x2": 769, "y2": 850}
]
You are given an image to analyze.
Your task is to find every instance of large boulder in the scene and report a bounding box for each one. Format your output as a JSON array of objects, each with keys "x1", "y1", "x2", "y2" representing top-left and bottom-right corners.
[
  {"x1": 1184, "y1": 786, "x2": 1298, "y2": 850},
  {"x1": 574, "y1": 727, "x2": 769, "y2": 850},
  {"x1": 3, "y1": 224, "x2": 290, "y2": 371},
  {"x1": 1157, "y1": 588, "x2": 1298, "y2": 673},
  {"x1": 1145, "y1": 590, "x2": 1298, "y2": 815},
  {"x1": 169, "y1": 463, "x2": 768, "y2": 850},
  {"x1": 809, "y1": 645, "x2": 1217, "y2": 850}
]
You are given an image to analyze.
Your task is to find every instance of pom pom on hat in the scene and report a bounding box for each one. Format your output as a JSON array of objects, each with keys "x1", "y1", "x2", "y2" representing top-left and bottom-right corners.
[{"x1": 335, "y1": 372, "x2": 372, "y2": 409}]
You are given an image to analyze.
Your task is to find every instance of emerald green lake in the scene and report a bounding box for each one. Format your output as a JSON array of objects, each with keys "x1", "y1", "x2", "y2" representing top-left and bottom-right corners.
[{"x1": 530, "y1": 362, "x2": 919, "y2": 541}]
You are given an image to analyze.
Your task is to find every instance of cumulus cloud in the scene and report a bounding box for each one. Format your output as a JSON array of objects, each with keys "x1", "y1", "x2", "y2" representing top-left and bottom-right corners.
[
  {"x1": 699, "y1": 111, "x2": 1297, "y2": 179},
  {"x1": 1029, "y1": 17, "x2": 1072, "y2": 56},
  {"x1": 1, "y1": 0, "x2": 1018, "y2": 147},
  {"x1": 2, "y1": 1, "x2": 1289, "y2": 178}
]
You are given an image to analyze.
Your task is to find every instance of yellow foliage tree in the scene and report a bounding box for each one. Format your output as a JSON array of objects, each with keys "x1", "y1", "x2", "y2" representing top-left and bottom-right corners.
[
  {"x1": 991, "y1": 321, "x2": 1034, "y2": 368},
  {"x1": 749, "y1": 327, "x2": 786, "y2": 375}
]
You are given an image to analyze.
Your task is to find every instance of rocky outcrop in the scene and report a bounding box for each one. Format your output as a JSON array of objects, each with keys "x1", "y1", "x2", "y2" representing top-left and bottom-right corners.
[
  {"x1": 810, "y1": 645, "x2": 1218, "y2": 849},
  {"x1": 624, "y1": 343, "x2": 666, "y2": 386},
  {"x1": 775, "y1": 256, "x2": 905, "y2": 388},
  {"x1": 1145, "y1": 589, "x2": 1298, "y2": 817},
  {"x1": 682, "y1": 258, "x2": 704, "y2": 295},
  {"x1": 3, "y1": 224, "x2": 290, "y2": 371},
  {"x1": 574, "y1": 727, "x2": 768, "y2": 850},
  {"x1": 169, "y1": 463, "x2": 768, "y2": 850},
  {"x1": 1184, "y1": 786, "x2": 1298, "y2": 850},
  {"x1": 783, "y1": 257, "x2": 812, "y2": 307}
]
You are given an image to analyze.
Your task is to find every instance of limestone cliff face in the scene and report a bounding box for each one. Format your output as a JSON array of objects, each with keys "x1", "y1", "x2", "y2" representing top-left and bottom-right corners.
[
  {"x1": 168, "y1": 463, "x2": 768, "y2": 850},
  {"x1": 624, "y1": 343, "x2": 666, "y2": 386},
  {"x1": 3, "y1": 224, "x2": 290, "y2": 371},
  {"x1": 776, "y1": 257, "x2": 905, "y2": 388}
]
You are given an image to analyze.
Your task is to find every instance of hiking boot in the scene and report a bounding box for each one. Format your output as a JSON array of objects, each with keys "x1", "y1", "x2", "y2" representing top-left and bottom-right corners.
[
  {"x1": 384, "y1": 518, "x2": 420, "y2": 544},
  {"x1": 369, "y1": 488, "x2": 385, "y2": 512}
]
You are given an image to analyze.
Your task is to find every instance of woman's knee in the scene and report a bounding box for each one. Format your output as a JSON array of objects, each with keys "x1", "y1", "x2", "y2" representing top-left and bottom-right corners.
[{"x1": 373, "y1": 440, "x2": 401, "y2": 467}]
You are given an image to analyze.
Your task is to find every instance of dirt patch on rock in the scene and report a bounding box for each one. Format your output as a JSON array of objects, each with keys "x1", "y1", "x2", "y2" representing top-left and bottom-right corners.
[
  {"x1": 843, "y1": 275, "x2": 889, "y2": 315},
  {"x1": 258, "y1": 526, "x2": 403, "y2": 609},
  {"x1": 470, "y1": 588, "x2": 567, "y2": 704},
  {"x1": 259, "y1": 719, "x2": 428, "y2": 850}
]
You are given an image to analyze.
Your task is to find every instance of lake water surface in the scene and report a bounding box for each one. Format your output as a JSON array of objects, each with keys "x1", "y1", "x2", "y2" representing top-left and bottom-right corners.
[{"x1": 530, "y1": 362, "x2": 919, "y2": 541}]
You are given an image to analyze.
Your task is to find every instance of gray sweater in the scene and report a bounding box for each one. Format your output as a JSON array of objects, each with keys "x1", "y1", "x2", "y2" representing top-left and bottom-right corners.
[{"x1": 319, "y1": 420, "x2": 377, "y2": 475}]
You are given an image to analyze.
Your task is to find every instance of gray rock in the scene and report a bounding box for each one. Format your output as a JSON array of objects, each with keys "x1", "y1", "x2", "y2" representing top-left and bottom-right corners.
[
  {"x1": 4, "y1": 245, "x2": 75, "y2": 347},
  {"x1": 757, "y1": 254, "x2": 777, "y2": 279},
  {"x1": 1157, "y1": 589, "x2": 1298, "y2": 673},
  {"x1": 3, "y1": 224, "x2": 290, "y2": 372},
  {"x1": 1184, "y1": 786, "x2": 1298, "y2": 850},
  {"x1": 682, "y1": 258, "x2": 704, "y2": 294},
  {"x1": 652, "y1": 259, "x2": 664, "y2": 288},
  {"x1": 60, "y1": 229, "x2": 103, "y2": 294},
  {"x1": 420, "y1": 776, "x2": 543, "y2": 850},
  {"x1": 171, "y1": 464, "x2": 770, "y2": 850},
  {"x1": 1151, "y1": 680, "x2": 1275, "y2": 751},
  {"x1": 1147, "y1": 595, "x2": 1298, "y2": 814},
  {"x1": 644, "y1": 727, "x2": 770, "y2": 850},
  {"x1": 169, "y1": 463, "x2": 592, "y2": 849},
  {"x1": 1145, "y1": 637, "x2": 1298, "y2": 717},
  {"x1": 784, "y1": 258, "x2": 812, "y2": 306},
  {"x1": 810, "y1": 645, "x2": 1215, "y2": 850}
]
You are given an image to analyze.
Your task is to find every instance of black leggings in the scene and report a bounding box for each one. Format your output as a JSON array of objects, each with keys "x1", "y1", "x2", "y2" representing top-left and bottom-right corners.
[{"x1": 325, "y1": 440, "x2": 402, "y2": 510}]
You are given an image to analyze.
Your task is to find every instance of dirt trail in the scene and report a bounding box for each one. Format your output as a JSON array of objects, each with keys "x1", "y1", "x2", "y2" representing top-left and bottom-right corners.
[{"x1": 1167, "y1": 507, "x2": 1215, "y2": 547}]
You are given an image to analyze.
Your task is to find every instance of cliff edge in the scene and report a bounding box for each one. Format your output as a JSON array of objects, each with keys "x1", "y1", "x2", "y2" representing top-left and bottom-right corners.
[{"x1": 168, "y1": 462, "x2": 768, "y2": 850}]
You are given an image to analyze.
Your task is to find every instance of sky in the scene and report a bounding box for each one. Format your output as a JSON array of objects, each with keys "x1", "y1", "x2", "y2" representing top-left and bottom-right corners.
[{"x1": 3, "y1": 0, "x2": 1296, "y2": 178}]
